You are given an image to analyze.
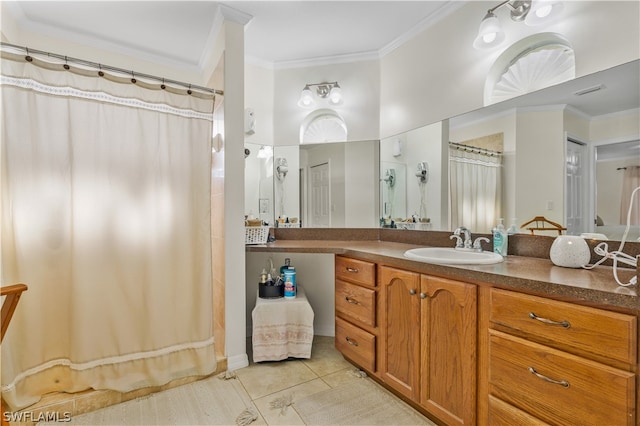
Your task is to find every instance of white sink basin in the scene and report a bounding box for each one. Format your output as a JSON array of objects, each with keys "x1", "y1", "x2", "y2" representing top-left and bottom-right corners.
[{"x1": 404, "y1": 247, "x2": 504, "y2": 265}]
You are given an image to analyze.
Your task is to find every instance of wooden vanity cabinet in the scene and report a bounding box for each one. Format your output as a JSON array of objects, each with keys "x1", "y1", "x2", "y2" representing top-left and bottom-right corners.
[
  {"x1": 334, "y1": 256, "x2": 378, "y2": 374},
  {"x1": 378, "y1": 266, "x2": 477, "y2": 426},
  {"x1": 485, "y1": 288, "x2": 637, "y2": 426}
]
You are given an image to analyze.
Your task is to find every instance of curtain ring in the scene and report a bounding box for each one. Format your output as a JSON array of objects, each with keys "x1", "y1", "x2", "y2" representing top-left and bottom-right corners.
[
  {"x1": 131, "y1": 71, "x2": 137, "y2": 84},
  {"x1": 98, "y1": 64, "x2": 104, "y2": 77},
  {"x1": 187, "y1": 84, "x2": 192, "y2": 95},
  {"x1": 25, "y1": 47, "x2": 33, "y2": 63},
  {"x1": 161, "y1": 78, "x2": 166, "y2": 90},
  {"x1": 63, "y1": 56, "x2": 70, "y2": 70}
]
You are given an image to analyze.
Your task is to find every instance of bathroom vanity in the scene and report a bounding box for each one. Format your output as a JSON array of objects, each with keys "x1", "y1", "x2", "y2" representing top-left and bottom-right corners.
[{"x1": 246, "y1": 229, "x2": 639, "y2": 425}]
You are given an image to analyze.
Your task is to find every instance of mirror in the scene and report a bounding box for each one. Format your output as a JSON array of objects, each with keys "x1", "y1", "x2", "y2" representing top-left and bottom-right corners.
[
  {"x1": 381, "y1": 59, "x2": 639, "y2": 240},
  {"x1": 245, "y1": 60, "x2": 639, "y2": 240}
]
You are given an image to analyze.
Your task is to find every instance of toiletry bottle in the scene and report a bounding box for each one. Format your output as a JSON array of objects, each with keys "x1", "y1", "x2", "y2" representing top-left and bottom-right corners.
[
  {"x1": 280, "y1": 258, "x2": 291, "y2": 277},
  {"x1": 493, "y1": 218, "x2": 508, "y2": 257},
  {"x1": 283, "y1": 268, "x2": 296, "y2": 299},
  {"x1": 507, "y1": 218, "x2": 519, "y2": 235}
]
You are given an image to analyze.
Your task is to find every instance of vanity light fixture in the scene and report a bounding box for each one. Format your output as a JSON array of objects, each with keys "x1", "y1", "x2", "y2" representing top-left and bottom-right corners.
[
  {"x1": 297, "y1": 81, "x2": 343, "y2": 108},
  {"x1": 473, "y1": 0, "x2": 563, "y2": 50}
]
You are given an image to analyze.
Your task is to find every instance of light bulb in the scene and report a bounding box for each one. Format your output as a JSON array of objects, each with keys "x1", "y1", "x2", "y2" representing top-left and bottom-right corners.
[
  {"x1": 328, "y1": 84, "x2": 343, "y2": 105},
  {"x1": 535, "y1": 4, "x2": 552, "y2": 18},
  {"x1": 473, "y1": 12, "x2": 505, "y2": 49}
]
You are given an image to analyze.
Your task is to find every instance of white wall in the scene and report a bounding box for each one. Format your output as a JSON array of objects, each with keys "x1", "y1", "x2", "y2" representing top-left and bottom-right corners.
[
  {"x1": 380, "y1": 122, "x2": 446, "y2": 229},
  {"x1": 379, "y1": 1, "x2": 640, "y2": 139},
  {"x1": 273, "y1": 60, "x2": 380, "y2": 145},
  {"x1": 345, "y1": 141, "x2": 379, "y2": 227},
  {"x1": 245, "y1": 64, "x2": 275, "y2": 147}
]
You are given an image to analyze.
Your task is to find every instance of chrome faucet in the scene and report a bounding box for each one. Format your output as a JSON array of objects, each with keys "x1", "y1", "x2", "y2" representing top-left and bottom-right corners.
[
  {"x1": 473, "y1": 237, "x2": 490, "y2": 252},
  {"x1": 451, "y1": 226, "x2": 472, "y2": 249}
]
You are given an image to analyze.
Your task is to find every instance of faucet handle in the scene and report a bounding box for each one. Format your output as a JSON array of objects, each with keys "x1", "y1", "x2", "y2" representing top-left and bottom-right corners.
[
  {"x1": 450, "y1": 234, "x2": 464, "y2": 249},
  {"x1": 473, "y1": 237, "x2": 490, "y2": 251}
]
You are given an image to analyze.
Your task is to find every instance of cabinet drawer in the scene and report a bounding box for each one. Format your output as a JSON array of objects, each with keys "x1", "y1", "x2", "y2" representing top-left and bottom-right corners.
[
  {"x1": 335, "y1": 279, "x2": 375, "y2": 327},
  {"x1": 335, "y1": 317, "x2": 375, "y2": 372},
  {"x1": 335, "y1": 256, "x2": 375, "y2": 288},
  {"x1": 488, "y1": 395, "x2": 549, "y2": 426},
  {"x1": 489, "y1": 330, "x2": 635, "y2": 426},
  {"x1": 490, "y1": 288, "x2": 637, "y2": 365}
]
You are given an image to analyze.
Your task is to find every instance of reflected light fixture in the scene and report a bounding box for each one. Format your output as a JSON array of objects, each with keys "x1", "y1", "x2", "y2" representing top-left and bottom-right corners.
[
  {"x1": 473, "y1": 0, "x2": 563, "y2": 50},
  {"x1": 256, "y1": 145, "x2": 273, "y2": 159},
  {"x1": 297, "y1": 81, "x2": 343, "y2": 108}
]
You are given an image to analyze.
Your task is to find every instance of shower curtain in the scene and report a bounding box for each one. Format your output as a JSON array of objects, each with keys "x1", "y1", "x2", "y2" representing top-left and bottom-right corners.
[
  {"x1": 620, "y1": 166, "x2": 640, "y2": 225},
  {"x1": 1, "y1": 52, "x2": 216, "y2": 410},
  {"x1": 449, "y1": 146, "x2": 502, "y2": 234}
]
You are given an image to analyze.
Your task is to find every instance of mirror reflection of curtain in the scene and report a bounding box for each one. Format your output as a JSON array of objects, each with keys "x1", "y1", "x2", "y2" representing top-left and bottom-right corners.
[
  {"x1": 620, "y1": 166, "x2": 640, "y2": 225},
  {"x1": 449, "y1": 145, "x2": 502, "y2": 234},
  {"x1": 1, "y1": 55, "x2": 216, "y2": 409}
]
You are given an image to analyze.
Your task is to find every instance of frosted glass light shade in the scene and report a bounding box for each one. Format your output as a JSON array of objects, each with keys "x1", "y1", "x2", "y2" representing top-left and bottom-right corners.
[
  {"x1": 525, "y1": 0, "x2": 564, "y2": 26},
  {"x1": 473, "y1": 13, "x2": 505, "y2": 49},
  {"x1": 297, "y1": 86, "x2": 316, "y2": 108},
  {"x1": 328, "y1": 85, "x2": 343, "y2": 105}
]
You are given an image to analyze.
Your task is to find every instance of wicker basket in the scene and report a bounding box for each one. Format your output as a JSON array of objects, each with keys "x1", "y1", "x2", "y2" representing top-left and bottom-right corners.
[{"x1": 245, "y1": 226, "x2": 270, "y2": 245}]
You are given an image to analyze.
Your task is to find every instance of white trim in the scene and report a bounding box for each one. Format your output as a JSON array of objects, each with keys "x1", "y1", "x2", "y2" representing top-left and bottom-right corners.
[
  {"x1": 0, "y1": 76, "x2": 213, "y2": 121},
  {"x1": 226, "y1": 354, "x2": 250, "y2": 371}
]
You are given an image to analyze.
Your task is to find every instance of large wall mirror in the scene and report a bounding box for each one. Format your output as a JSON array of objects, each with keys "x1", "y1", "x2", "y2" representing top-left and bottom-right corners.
[
  {"x1": 246, "y1": 60, "x2": 639, "y2": 241},
  {"x1": 381, "y1": 59, "x2": 639, "y2": 240}
]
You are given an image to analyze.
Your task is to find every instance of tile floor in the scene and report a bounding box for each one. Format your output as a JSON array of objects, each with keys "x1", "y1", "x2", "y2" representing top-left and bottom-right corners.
[{"x1": 237, "y1": 335, "x2": 430, "y2": 425}]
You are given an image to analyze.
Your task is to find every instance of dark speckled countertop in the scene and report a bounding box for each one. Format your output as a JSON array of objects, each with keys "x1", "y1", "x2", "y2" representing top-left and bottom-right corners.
[{"x1": 246, "y1": 229, "x2": 639, "y2": 313}]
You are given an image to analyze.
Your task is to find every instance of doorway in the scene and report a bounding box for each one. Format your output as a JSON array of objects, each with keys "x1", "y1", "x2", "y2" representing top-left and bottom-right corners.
[
  {"x1": 309, "y1": 162, "x2": 331, "y2": 227},
  {"x1": 565, "y1": 137, "x2": 587, "y2": 235}
]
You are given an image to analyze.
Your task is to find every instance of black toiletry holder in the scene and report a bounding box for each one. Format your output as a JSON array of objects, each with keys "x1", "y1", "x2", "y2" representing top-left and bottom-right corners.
[{"x1": 259, "y1": 283, "x2": 283, "y2": 299}]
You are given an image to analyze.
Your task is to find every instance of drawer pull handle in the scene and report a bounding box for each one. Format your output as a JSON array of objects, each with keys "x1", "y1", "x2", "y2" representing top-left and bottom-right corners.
[
  {"x1": 528, "y1": 312, "x2": 571, "y2": 328},
  {"x1": 345, "y1": 337, "x2": 359, "y2": 347},
  {"x1": 345, "y1": 296, "x2": 360, "y2": 305},
  {"x1": 346, "y1": 267, "x2": 359, "y2": 273},
  {"x1": 528, "y1": 367, "x2": 570, "y2": 388}
]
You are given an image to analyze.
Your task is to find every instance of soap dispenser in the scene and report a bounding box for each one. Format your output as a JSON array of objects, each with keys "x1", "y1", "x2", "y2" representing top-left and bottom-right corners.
[{"x1": 492, "y1": 218, "x2": 508, "y2": 257}]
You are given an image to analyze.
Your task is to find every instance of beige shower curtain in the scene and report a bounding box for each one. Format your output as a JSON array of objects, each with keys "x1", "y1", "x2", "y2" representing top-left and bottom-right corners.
[
  {"x1": 620, "y1": 166, "x2": 640, "y2": 225},
  {"x1": 449, "y1": 146, "x2": 503, "y2": 234},
  {"x1": 1, "y1": 52, "x2": 216, "y2": 410}
]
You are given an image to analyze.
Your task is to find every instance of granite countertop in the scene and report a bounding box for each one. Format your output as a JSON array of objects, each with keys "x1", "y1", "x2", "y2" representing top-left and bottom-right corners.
[{"x1": 247, "y1": 238, "x2": 639, "y2": 313}]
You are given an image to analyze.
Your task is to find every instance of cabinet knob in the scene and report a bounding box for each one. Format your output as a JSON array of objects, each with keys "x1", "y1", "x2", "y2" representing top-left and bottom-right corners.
[
  {"x1": 345, "y1": 296, "x2": 360, "y2": 305},
  {"x1": 345, "y1": 336, "x2": 359, "y2": 347},
  {"x1": 409, "y1": 289, "x2": 416, "y2": 295},
  {"x1": 419, "y1": 293, "x2": 426, "y2": 299}
]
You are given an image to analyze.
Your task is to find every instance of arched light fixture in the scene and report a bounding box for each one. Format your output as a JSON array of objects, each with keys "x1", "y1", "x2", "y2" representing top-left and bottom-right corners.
[
  {"x1": 297, "y1": 81, "x2": 343, "y2": 108},
  {"x1": 473, "y1": 0, "x2": 563, "y2": 50}
]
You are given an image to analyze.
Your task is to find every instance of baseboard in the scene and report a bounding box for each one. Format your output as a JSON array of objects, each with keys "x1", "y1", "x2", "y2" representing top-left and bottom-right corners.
[{"x1": 226, "y1": 353, "x2": 249, "y2": 371}]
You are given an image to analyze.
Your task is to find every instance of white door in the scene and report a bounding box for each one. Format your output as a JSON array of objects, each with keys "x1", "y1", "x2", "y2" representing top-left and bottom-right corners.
[
  {"x1": 565, "y1": 138, "x2": 587, "y2": 235},
  {"x1": 310, "y1": 162, "x2": 331, "y2": 227}
]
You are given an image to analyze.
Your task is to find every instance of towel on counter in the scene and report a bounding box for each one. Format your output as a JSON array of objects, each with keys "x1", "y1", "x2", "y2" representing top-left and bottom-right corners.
[{"x1": 251, "y1": 285, "x2": 314, "y2": 362}]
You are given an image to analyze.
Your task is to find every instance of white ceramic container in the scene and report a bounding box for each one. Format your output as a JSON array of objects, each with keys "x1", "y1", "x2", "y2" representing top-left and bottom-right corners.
[{"x1": 549, "y1": 235, "x2": 591, "y2": 268}]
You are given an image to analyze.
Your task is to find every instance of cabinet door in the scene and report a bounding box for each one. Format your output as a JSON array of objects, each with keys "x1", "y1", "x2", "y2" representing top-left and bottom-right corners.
[
  {"x1": 420, "y1": 275, "x2": 477, "y2": 426},
  {"x1": 379, "y1": 266, "x2": 421, "y2": 401}
]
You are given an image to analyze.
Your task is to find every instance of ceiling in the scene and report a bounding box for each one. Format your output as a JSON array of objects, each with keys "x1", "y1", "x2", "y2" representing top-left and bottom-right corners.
[{"x1": 4, "y1": 1, "x2": 460, "y2": 70}]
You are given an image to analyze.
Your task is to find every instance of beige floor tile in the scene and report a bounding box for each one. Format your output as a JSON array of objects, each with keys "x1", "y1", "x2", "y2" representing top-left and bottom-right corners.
[
  {"x1": 320, "y1": 366, "x2": 367, "y2": 388},
  {"x1": 301, "y1": 336, "x2": 353, "y2": 377},
  {"x1": 252, "y1": 378, "x2": 330, "y2": 425},
  {"x1": 235, "y1": 359, "x2": 317, "y2": 400}
]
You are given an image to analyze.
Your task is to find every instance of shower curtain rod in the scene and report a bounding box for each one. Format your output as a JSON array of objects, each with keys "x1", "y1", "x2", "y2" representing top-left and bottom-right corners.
[
  {"x1": 448, "y1": 141, "x2": 502, "y2": 157},
  {"x1": 0, "y1": 42, "x2": 223, "y2": 96}
]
